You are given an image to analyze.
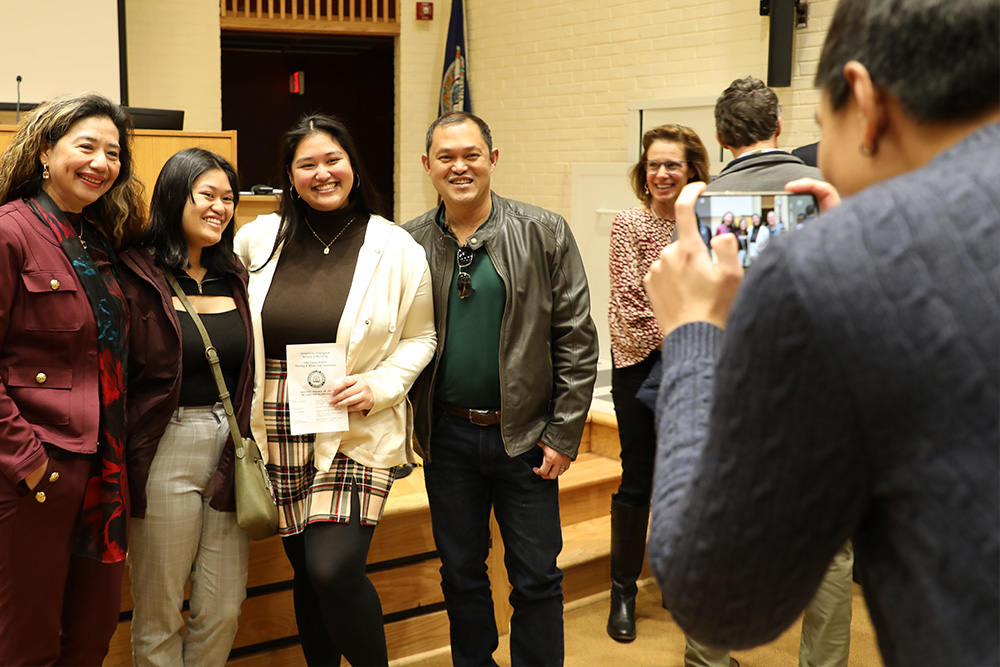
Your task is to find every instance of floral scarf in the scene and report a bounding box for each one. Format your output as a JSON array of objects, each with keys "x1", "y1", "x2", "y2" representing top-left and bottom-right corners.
[{"x1": 26, "y1": 192, "x2": 129, "y2": 563}]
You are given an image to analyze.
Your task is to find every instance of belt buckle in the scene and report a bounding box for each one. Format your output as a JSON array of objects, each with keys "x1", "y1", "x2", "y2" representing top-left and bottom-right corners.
[{"x1": 468, "y1": 408, "x2": 494, "y2": 426}]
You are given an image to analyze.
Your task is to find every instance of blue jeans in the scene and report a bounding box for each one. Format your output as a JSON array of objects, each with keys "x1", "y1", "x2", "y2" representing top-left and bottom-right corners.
[{"x1": 424, "y1": 410, "x2": 565, "y2": 667}]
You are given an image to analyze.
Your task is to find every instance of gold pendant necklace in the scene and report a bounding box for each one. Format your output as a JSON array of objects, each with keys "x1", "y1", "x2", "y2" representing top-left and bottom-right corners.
[
  {"x1": 74, "y1": 219, "x2": 87, "y2": 249},
  {"x1": 304, "y1": 216, "x2": 355, "y2": 255}
]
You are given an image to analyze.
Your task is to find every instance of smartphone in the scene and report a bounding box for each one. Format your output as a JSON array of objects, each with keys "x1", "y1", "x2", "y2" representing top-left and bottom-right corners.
[{"x1": 693, "y1": 191, "x2": 819, "y2": 268}]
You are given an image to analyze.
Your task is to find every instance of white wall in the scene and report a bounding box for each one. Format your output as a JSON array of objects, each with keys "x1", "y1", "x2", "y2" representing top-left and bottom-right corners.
[
  {"x1": 125, "y1": 0, "x2": 222, "y2": 131},
  {"x1": 0, "y1": 1, "x2": 120, "y2": 105}
]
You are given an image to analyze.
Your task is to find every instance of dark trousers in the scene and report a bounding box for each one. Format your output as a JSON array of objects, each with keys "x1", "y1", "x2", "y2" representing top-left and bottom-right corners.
[
  {"x1": 424, "y1": 410, "x2": 565, "y2": 667},
  {"x1": 281, "y1": 487, "x2": 387, "y2": 667},
  {"x1": 610, "y1": 351, "x2": 659, "y2": 506},
  {"x1": 0, "y1": 456, "x2": 125, "y2": 666}
]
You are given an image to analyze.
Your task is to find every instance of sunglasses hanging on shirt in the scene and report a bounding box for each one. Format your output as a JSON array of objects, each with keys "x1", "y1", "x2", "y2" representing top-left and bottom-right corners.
[{"x1": 457, "y1": 245, "x2": 475, "y2": 299}]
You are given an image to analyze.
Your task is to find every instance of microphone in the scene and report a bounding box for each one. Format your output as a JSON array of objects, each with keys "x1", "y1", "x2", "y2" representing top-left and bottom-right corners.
[{"x1": 15, "y1": 75, "x2": 21, "y2": 123}]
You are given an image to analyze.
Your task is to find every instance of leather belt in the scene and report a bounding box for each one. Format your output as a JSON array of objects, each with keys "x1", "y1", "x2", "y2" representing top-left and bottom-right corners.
[{"x1": 436, "y1": 401, "x2": 502, "y2": 426}]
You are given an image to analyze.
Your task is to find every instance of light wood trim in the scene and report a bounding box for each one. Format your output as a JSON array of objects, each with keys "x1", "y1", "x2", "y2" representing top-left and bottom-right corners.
[
  {"x1": 227, "y1": 645, "x2": 305, "y2": 666},
  {"x1": 385, "y1": 609, "x2": 451, "y2": 662},
  {"x1": 371, "y1": 558, "x2": 445, "y2": 616},
  {"x1": 0, "y1": 126, "x2": 237, "y2": 210},
  {"x1": 220, "y1": 16, "x2": 400, "y2": 34},
  {"x1": 235, "y1": 194, "x2": 279, "y2": 230},
  {"x1": 489, "y1": 510, "x2": 513, "y2": 637}
]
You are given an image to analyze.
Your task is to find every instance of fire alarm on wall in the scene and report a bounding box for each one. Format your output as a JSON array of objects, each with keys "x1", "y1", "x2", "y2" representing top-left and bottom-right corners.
[{"x1": 417, "y1": 2, "x2": 433, "y2": 20}]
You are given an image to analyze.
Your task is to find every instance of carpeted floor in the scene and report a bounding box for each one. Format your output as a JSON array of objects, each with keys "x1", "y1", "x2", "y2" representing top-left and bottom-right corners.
[{"x1": 395, "y1": 580, "x2": 883, "y2": 667}]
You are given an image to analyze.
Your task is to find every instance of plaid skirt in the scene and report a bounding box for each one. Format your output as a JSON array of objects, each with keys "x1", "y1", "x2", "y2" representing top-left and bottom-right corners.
[{"x1": 263, "y1": 358, "x2": 394, "y2": 536}]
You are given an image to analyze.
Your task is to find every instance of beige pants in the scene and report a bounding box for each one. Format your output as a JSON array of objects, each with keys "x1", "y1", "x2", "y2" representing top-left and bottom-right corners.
[
  {"x1": 685, "y1": 541, "x2": 855, "y2": 667},
  {"x1": 128, "y1": 405, "x2": 250, "y2": 667}
]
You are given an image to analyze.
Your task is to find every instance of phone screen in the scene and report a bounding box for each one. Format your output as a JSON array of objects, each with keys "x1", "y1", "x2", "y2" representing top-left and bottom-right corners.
[{"x1": 694, "y1": 192, "x2": 818, "y2": 268}]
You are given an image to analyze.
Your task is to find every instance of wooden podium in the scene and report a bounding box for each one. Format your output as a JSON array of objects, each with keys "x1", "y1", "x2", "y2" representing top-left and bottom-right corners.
[{"x1": 0, "y1": 126, "x2": 238, "y2": 207}]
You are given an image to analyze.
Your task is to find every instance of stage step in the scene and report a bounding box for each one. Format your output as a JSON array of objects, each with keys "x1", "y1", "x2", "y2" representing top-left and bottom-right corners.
[{"x1": 102, "y1": 412, "x2": 625, "y2": 666}]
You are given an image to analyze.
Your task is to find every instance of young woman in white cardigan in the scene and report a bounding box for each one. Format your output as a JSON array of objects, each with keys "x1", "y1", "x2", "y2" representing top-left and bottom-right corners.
[{"x1": 235, "y1": 114, "x2": 436, "y2": 667}]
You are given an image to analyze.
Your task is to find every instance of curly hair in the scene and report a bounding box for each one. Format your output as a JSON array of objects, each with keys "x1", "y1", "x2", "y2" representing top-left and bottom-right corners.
[
  {"x1": 0, "y1": 92, "x2": 146, "y2": 249},
  {"x1": 629, "y1": 124, "x2": 710, "y2": 206}
]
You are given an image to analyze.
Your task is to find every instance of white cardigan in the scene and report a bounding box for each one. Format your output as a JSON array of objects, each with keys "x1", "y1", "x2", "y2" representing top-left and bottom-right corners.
[{"x1": 234, "y1": 213, "x2": 437, "y2": 470}]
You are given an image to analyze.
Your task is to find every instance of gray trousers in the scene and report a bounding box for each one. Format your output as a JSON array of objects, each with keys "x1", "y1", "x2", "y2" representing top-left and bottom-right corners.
[
  {"x1": 685, "y1": 541, "x2": 855, "y2": 667},
  {"x1": 128, "y1": 405, "x2": 250, "y2": 667}
]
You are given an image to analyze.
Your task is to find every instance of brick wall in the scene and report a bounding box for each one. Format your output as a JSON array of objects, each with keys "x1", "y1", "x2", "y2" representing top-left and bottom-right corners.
[
  {"x1": 119, "y1": 1, "x2": 837, "y2": 220},
  {"x1": 125, "y1": 0, "x2": 222, "y2": 132},
  {"x1": 396, "y1": 4, "x2": 453, "y2": 222},
  {"x1": 395, "y1": 0, "x2": 837, "y2": 221}
]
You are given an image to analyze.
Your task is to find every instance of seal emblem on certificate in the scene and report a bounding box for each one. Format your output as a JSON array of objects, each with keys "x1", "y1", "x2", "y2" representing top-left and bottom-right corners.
[{"x1": 286, "y1": 343, "x2": 350, "y2": 435}]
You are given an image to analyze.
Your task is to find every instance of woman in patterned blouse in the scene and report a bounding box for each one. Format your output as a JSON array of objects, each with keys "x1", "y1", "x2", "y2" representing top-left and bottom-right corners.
[{"x1": 605, "y1": 124, "x2": 710, "y2": 643}]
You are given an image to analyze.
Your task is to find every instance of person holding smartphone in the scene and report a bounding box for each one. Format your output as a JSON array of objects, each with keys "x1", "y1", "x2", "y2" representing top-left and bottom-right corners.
[
  {"x1": 644, "y1": 0, "x2": 998, "y2": 665},
  {"x1": 679, "y1": 75, "x2": 854, "y2": 667},
  {"x1": 605, "y1": 124, "x2": 710, "y2": 643}
]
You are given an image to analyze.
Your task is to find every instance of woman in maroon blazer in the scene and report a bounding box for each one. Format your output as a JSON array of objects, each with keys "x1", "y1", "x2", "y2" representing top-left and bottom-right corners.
[{"x1": 0, "y1": 93, "x2": 145, "y2": 665}]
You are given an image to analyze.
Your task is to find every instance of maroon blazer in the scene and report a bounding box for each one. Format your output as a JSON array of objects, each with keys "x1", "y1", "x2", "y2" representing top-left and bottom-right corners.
[
  {"x1": 0, "y1": 199, "x2": 103, "y2": 486},
  {"x1": 119, "y1": 247, "x2": 254, "y2": 517}
]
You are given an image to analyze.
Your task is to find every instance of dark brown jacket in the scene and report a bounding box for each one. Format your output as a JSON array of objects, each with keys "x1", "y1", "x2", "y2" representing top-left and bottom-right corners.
[{"x1": 119, "y1": 248, "x2": 253, "y2": 517}]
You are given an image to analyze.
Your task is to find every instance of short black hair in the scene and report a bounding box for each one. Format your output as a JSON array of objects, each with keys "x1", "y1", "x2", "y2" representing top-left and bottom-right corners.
[
  {"x1": 715, "y1": 77, "x2": 781, "y2": 149},
  {"x1": 815, "y1": 0, "x2": 999, "y2": 122},
  {"x1": 425, "y1": 111, "x2": 493, "y2": 154},
  {"x1": 140, "y1": 147, "x2": 243, "y2": 275}
]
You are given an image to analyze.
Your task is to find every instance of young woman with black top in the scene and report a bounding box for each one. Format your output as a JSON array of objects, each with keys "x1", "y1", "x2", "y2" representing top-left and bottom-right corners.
[{"x1": 120, "y1": 148, "x2": 254, "y2": 667}]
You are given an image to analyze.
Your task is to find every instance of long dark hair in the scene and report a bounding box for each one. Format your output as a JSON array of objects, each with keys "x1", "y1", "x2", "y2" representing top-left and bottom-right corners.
[
  {"x1": 138, "y1": 147, "x2": 242, "y2": 275},
  {"x1": 252, "y1": 114, "x2": 386, "y2": 271}
]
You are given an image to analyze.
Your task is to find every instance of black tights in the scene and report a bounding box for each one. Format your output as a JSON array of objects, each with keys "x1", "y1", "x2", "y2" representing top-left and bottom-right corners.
[
  {"x1": 610, "y1": 351, "x2": 658, "y2": 507},
  {"x1": 281, "y1": 488, "x2": 387, "y2": 667}
]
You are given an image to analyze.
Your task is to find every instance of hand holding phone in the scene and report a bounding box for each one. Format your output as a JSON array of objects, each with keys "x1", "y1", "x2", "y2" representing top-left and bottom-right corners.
[{"x1": 643, "y1": 182, "x2": 745, "y2": 337}]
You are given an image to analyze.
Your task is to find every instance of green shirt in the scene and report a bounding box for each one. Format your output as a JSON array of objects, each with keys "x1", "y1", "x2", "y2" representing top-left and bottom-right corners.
[{"x1": 434, "y1": 208, "x2": 506, "y2": 409}]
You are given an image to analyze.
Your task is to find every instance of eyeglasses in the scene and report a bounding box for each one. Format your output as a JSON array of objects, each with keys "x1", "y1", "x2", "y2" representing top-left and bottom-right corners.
[
  {"x1": 456, "y1": 245, "x2": 475, "y2": 299},
  {"x1": 644, "y1": 159, "x2": 688, "y2": 176}
]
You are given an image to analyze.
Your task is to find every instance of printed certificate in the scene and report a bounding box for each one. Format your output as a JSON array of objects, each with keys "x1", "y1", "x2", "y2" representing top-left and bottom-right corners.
[{"x1": 286, "y1": 343, "x2": 349, "y2": 435}]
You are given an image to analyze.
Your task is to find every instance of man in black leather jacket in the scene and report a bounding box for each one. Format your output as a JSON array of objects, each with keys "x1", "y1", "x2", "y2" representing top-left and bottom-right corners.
[{"x1": 404, "y1": 111, "x2": 598, "y2": 667}]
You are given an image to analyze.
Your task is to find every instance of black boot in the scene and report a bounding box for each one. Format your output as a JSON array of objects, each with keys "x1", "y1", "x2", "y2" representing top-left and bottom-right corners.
[{"x1": 606, "y1": 499, "x2": 650, "y2": 642}]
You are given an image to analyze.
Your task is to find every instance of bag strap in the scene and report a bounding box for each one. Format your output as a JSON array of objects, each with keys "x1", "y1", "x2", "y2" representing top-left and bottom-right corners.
[{"x1": 164, "y1": 271, "x2": 248, "y2": 458}]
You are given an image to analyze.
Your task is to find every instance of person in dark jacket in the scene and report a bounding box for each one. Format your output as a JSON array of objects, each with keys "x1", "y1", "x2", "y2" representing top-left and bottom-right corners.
[
  {"x1": 686, "y1": 73, "x2": 853, "y2": 667},
  {"x1": 120, "y1": 148, "x2": 254, "y2": 667},
  {"x1": 0, "y1": 92, "x2": 146, "y2": 666},
  {"x1": 645, "y1": 0, "x2": 999, "y2": 665},
  {"x1": 404, "y1": 112, "x2": 598, "y2": 667}
]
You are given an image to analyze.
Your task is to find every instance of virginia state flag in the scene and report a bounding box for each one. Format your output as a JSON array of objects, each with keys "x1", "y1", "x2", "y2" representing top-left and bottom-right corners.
[{"x1": 439, "y1": 0, "x2": 471, "y2": 115}]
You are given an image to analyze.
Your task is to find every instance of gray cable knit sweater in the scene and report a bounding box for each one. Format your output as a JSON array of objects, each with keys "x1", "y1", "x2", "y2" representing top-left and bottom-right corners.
[{"x1": 650, "y1": 121, "x2": 1000, "y2": 667}]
